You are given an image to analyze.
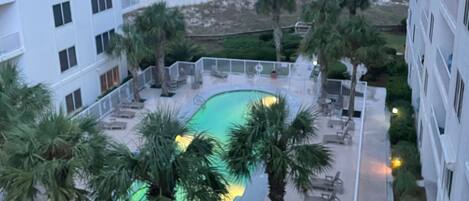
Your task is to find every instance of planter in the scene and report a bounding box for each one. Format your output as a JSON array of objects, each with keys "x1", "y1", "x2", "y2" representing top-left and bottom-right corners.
[{"x1": 271, "y1": 71, "x2": 277, "y2": 79}]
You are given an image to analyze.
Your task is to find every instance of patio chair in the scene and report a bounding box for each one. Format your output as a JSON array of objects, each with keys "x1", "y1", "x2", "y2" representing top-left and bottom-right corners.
[
  {"x1": 210, "y1": 65, "x2": 228, "y2": 79},
  {"x1": 120, "y1": 101, "x2": 144, "y2": 110},
  {"x1": 322, "y1": 124, "x2": 352, "y2": 145},
  {"x1": 111, "y1": 108, "x2": 136, "y2": 119},
  {"x1": 310, "y1": 172, "x2": 344, "y2": 193},
  {"x1": 100, "y1": 121, "x2": 127, "y2": 130},
  {"x1": 305, "y1": 191, "x2": 340, "y2": 201}
]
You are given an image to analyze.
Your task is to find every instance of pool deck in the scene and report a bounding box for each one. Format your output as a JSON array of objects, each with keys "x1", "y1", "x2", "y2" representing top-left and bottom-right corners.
[{"x1": 101, "y1": 57, "x2": 379, "y2": 201}]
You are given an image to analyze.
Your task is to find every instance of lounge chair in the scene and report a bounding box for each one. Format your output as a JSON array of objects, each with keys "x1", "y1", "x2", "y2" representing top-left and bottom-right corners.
[
  {"x1": 305, "y1": 191, "x2": 340, "y2": 201},
  {"x1": 310, "y1": 172, "x2": 344, "y2": 193},
  {"x1": 120, "y1": 102, "x2": 144, "y2": 110},
  {"x1": 111, "y1": 108, "x2": 136, "y2": 119},
  {"x1": 100, "y1": 121, "x2": 127, "y2": 130},
  {"x1": 210, "y1": 65, "x2": 228, "y2": 79},
  {"x1": 323, "y1": 124, "x2": 352, "y2": 145}
]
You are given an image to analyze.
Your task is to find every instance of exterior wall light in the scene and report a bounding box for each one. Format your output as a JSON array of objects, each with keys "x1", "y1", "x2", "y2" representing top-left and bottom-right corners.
[{"x1": 392, "y1": 107, "x2": 399, "y2": 114}]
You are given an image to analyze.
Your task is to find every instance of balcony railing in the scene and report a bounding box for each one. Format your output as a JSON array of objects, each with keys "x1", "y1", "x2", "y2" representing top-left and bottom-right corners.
[
  {"x1": 421, "y1": 9, "x2": 429, "y2": 34},
  {"x1": 430, "y1": 106, "x2": 443, "y2": 162},
  {"x1": 0, "y1": 32, "x2": 23, "y2": 61},
  {"x1": 443, "y1": 0, "x2": 459, "y2": 22},
  {"x1": 435, "y1": 48, "x2": 451, "y2": 93}
]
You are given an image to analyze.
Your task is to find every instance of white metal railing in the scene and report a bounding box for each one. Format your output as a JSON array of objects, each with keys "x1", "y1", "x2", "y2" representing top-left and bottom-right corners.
[
  {"x1": 121, "y1": 0, "x2": 212, "y2": 11},
  {"x1": 0, "y1": 32, "x2": 22, "y2": 59},
  {"x1": 435, "y1": 48, "x2": 451, "y2": 93},
  {"x1": 430, "y1": 106, "x2": 443, "y2": 162},
  {"x1": 74, "y1": 66, "x2": 154, "y2": 120},
  {"x1": 443, "y1": 0, "x2": 459, "y2": 21},
  {"x1": 353, "y1": 81, "x2": 368, "y2": 201},
  {"x1": 199, "y1": 57, "x2": 293, "y2": 77},
  {"x1": 421, "y1": 9, "x2": 429, "y2": 34}
]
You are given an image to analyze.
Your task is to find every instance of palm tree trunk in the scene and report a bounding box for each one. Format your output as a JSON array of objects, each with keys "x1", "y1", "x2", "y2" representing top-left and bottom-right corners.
[
  {"x1": 266, "y1": 165, "x2": 287, "y2": 201},
  {"x1": 348, "y1": 63, "x2": 358, "y2": 120},
  {"x1": 130, "y1": 65, "x2": 142, "y2": 102},
  {"x1": 156, "y1": 41, "x2": 169, "y2": 96},
  {"x1": 272, "y1": 11, "x2": 283, "y2": 62},
  {"x1": 318, "y1": 52, "x2": 329, "y2": 100}
]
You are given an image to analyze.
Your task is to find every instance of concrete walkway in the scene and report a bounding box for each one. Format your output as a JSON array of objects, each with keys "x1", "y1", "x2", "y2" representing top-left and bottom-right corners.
[{"x1": 358, "y1": 87, "x2": 392, "y2": 201}]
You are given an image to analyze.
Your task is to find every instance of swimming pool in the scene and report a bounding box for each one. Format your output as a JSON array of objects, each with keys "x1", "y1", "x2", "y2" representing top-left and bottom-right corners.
[{"x1": 130, "y1": 90, "x2": 273, "y2": 201}]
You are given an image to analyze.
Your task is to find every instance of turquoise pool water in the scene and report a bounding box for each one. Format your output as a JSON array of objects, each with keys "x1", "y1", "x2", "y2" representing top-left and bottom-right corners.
[{"x1": 130, "y1": 90, "x2": 272, "y2": 201}]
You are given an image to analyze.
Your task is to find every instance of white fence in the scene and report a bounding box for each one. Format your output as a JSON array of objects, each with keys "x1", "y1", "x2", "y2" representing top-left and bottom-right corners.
[
  {"x1": 74, "y1": 66, "x2": 154, "y2": 120},
  {"x1": 0, "y1": 32, "x2": 22, "y2": 59},
  {"x1": 75, "y1": 57, "x2": 297, "y2": 120}
]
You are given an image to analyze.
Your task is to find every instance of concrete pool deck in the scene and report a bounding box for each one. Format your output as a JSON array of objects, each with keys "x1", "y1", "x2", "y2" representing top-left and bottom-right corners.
[{"x1": 100, "y1": 60, "x2": 384, "y2": 201}]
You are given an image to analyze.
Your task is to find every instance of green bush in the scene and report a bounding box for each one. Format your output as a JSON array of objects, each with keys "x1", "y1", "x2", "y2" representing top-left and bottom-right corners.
[
  {"x1": 327, "y1": 61, "x2": 349, "y2": 79},
  {"x1": 259, "y1": 33, "x2": 273, "y2": 41},
  {"x1": 387, "y1": 56, "x2": 408, "y2": 76},
  {"x1": 386, "y1": 76, "x2": 412, "y2": 105},
  {"x1": 392, "y1": 141, "x2": 421, "y2": 176},
  {"x1": 394, "y1": 170, "x2": 418, "y2": 199},
  {"x1": 389, "y1": 100, "x2": 416, "y2": 144},
  {"x1": 384, "y1": 47, "x2": 397, "y2": 56}
]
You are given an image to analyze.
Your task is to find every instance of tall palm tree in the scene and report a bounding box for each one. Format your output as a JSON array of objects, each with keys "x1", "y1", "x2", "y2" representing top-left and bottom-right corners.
[
  {"x1": 224, "y1": 96, "x2": 333, "y2": 201},
  {"x1": 300, "y1": 0, "x2": 344, "y2": 99},
  {"x1": 91, "y1": 109, "x2": 228, "y2": 201},
  {"x1": 0, "y1": 112, "x2": 108, "y2": 201},
  {"x1": 166, "y1": 38, "x2": 201, "y2": 65},
  {"x1": 0, "y1": 63, "x2": 50, "y2": 143},
  {"x1": 337, "y1": 16, "x2": 385, "y2": 119},
  {"x1": 256, "y1": 0, "x2": 297, "y2": 61},
  {"x1": 135, "y1": 2, "x2": 186, "y2": 97},
  {"x1": 341, "y1": 0, "x2": 370, "y2": 15},
  {"x1": 106, "y1": 24, "x2": 150, "y2": 102}
]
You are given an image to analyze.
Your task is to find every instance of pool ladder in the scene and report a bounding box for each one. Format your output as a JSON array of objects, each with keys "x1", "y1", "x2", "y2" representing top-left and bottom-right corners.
[{"x1": 193, "y1": 95, "x2": 207, "y2": 109}]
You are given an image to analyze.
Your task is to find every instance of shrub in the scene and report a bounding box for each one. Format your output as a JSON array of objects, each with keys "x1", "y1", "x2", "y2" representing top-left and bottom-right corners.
[
  {"x1": 386, "y1": 76, "x2": 412, "y2": 105},
  {"x1": 392, "y1": 141, "x2": 421, "y2": 176},
  {"x1": 259, "y1": 32, "x2": 273, "y2": 41},
  {"x1": 389, "y1": 100, "x2": 416, "y2": 144},
  {"x1": 394, "y1": 170, "x2": 418, "y2": 199},
  {"x1": 384, "y1": 47, "x2": 397, "y2": 56},
  {"x1": 327, "y1": 61, "x2": 349, "y2": 79},
  {"x1": 387, "y1": 56, "x2": 408, "y2": 76}
]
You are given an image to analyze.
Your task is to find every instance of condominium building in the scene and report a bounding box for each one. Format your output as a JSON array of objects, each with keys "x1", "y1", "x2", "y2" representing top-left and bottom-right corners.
[
  {"x1": 405, "y1": 0, "x2": 469, "y2": 200},
  {"x1": 0, "y1": 0, "x2": 210, "y2": 115}
]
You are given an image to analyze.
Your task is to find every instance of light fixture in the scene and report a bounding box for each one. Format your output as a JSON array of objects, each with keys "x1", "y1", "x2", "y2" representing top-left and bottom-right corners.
[
  {"x1": 313, "y1": 60, "x2": 318, "y2": 66},
  {"x1": 392, "y1": 107, "x2": 399, "y2": 114},
  {"x1": 391, "y1": 157, "x2": 403, "y2": 169}
]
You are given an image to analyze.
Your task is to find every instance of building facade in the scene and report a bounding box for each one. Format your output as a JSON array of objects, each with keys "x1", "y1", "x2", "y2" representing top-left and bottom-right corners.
[
  {"x1": 405, "y1": 0, "x2": 469, "y2": 200},
  {"x1": 0, "y1": 0, "x2": 210, "y2": 115}
]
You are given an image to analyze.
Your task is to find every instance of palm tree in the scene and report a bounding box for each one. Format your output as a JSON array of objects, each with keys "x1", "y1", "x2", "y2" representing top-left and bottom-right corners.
[
  {"x1": 300, "y1": 0, "x2": 344, "y2": 99},
  {"x1": 0, "y1": 63, "x2": 50, "y2": 143},
  {"x1": 106, "y1": 24, "x2": 150, "y2": 102},
  {"x1": 256, "y1": 0, "x2": 296, "y2": 61},
  {"x1": 341, "y1": 0, "x2": 370, "y2": 15},
  {"x1": 337, "y1": 16, "x2": 385, "y2": 119},
  {"x1": 166, "y1": 38, "x2": 201, "y2": 65},
  {"x1": 91, "y1": 109, "x2": 228, "y2": 201},
  {"x1": 135, "y1": 2, "x2": 186, "y2": 97},
  {"x1": 224, "y1": 96, "x2": 333, "y2": 201},
  {"x1": 0, "y1": 112, "x2": 108, "y2": 201}
]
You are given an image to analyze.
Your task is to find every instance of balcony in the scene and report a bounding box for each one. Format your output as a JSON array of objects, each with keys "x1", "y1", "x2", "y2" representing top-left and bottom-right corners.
[
  {"x1": 429, "y1": 106, "x2": 444, "y2": 162},
  {"x1": 0, "y1": 0, "x2": 15, "y2": 6},
  {"x1": 442, "y1": 0, "x2": 459, "y2": 22},
  {"x1": 0, "y1": 32, "x2": 24, "y2": 62},
  {"x1": 435, "y1": 48, "x2": 452, "y2": 93}
]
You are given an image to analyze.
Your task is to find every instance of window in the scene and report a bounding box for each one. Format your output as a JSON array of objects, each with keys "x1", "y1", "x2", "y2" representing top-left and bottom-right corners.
[
  {"x1": 424, "y1": 69, "x2": 429, "y2": 95},
  {"x1": 444, "y1": 169, "x2": 454, "y2": 199},
  {"x1": 91, "y1": 0, "x2": 112, "y2": 14},
  {"x1": 65, "y1": 89, "x2": 82, "y2": 114},
  {"x1": 412, "y1": 25, "x2": 416, "y2": 43},
  {"x1": 454, "y1": 71, "x2": 465, "y2": 121},
  {"x1": 53, "y1": 2, "x2": 72, "y2": 27},
  {"x1": 418, "y1": 121, "x2": 423, "y2": 147},
  {"x1": 100, "y1": 66, "x2": 120, "y2": 93},
  {"x1": 95, "y1": 29, "x2": 115, "y2": 54},
  {"x1": 464, "y1": 0, "x2": 469, "y2": 29},
  {"x1": 429, "y1": 13, "x2": 434, "y2": 42},
  {"x1": 59, "y1": 46, "x2": 77, "y2": 72}
]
